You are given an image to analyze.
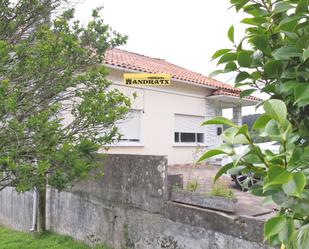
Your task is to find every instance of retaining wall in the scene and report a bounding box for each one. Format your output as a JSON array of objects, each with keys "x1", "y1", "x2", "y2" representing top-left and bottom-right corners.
[{"x1": 0, "y1": 154, "x2": 271, "y2": 249}]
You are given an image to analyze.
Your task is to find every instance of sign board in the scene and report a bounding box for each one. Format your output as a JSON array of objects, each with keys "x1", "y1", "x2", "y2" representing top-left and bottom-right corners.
[{"x1": 124, "y1": 73, "x2": 171, "y2": 86}]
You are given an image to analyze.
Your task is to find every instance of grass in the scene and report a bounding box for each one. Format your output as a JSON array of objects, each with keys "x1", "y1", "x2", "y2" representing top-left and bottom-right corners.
[
  {"x1": 209, "y1": 178, "x2": 235, "y2": 199},
  {"x1": 0, "y1": 226, "x2": 111, "y2": 249},
  {"x1": 185, "y1": 180, "x2": 199, "y2": 192}
]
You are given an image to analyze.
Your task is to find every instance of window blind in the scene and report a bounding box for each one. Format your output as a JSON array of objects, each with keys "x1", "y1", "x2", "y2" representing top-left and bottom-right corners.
[
  {"x1": 175, "y1": 114, "x2": 205, "y2": 133},
  {"x1": 117, "y1": 110, "x2": 141, "y2": 141}
]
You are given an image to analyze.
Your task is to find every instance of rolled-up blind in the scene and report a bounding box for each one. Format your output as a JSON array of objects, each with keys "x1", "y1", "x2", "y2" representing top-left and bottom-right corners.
[
  {"x1": 175, "y1": 114, "x2": 204, "y2": 133},
  {"x1": 118, "y1": 110, "x2": 141, "y2": 140}
]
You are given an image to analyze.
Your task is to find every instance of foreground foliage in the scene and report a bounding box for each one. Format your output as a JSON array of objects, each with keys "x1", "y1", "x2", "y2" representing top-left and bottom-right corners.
[
  {"x1": 202, "y1": 0, "x2": 309, "y2": 248},
  {"x1": 0, "y1": 226, "x2": 111, "y2": 249},
  {"x1": 199, "y1": 100, "x2": 308, "y2": 248},
  {"x1": 0, "y1": 1, "x2": 131, "y2": 231}
]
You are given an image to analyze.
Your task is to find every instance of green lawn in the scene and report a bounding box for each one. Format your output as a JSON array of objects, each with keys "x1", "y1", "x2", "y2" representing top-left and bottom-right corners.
[{"x1": 0, "y1": 226, "x2": 110, "y2": 249}]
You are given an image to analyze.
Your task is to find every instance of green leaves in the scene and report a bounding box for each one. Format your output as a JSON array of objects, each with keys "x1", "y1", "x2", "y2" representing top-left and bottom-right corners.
[
  {"x1": 296, "y1": 0, "x2": 309, "y2": 14},
  {"x1": 252, "y1": 114, "x2": 271, "y2": 131},
  {"x1": 241, "y1": 17, "x2": 267, "y2": 26},
  {"x1": 197, "y1": 149, "x2": 227, "y2": 163},
  {"x1": 211, "y1": 1, "x2": 309, "y2": 247},
  {"x1": 265, "y1": 166, "x2": 292, "y2": 190},
  {"x1": 294, "y1": 83, "x2": 309, "y2": 107},
  {"x1": 295, "y1": 224, "x2": 309, "y2": 249},
  {"x1": 211, "y1": 49, "x2": 231, "y2": 60},
  {"x1": 225, "y1": 62, "x2": 237, "y2": 72},
  {"x1": 264, "y1": 217, "x2": 286, "y2": 240},
  {"x1": 0, "y1": 0, "x2": 132, "y2": 198},
  {"x1": 0, "y1": 40, "x2": 9, "y2": 64},
  {"x1": 273, "y1": 2, "x2": 293, "y2": 14},
  {"x1": 213, "y1": 163, "x2": 234, "y2": 183},
  {"x1": 237, "y1": 51, "x2": 252, "y2": 67},
  {"x1": 235, "y1": 71, "x2": 251, "y2": 82},
  {"x1": 201, "y1": 116, "x2": 237, "y2": 127},
  {"x1": 264, "y1": 120, "x2": 281, "y2": 139},
  {"x1": 282, "y1": 172, "x2": 306, "y2": 198},
  {"x1": 201, "y1": 117, "x2": 250, "y2": 145},
  {"x1": 273, "y1": 46, "x2": 302, "y2": 60},
  {"x1": 249, "y1": 35, "x2": 269, "y2": 52},
  {"x1": 279, "y1": 218, "x2": 295, "y2": 246},
  {"x1": 231, "y1": 0, "x2": 250, "y2": 11},
  {"x1": 240, "y1": 89, "x2": 255, "y2": 98},
  {"x1": 263, "y1": 100, "x2": 287, "y2": 125},
  {"x1": 264, "y1": 60, "x2": 283, "y2": 78},
  {"x1": 221, "y1": 126, "x2": 249, "y2": 144},
  {"x1": 278, "y1": 15, "x2": 299, "y2": 32},
  {"x1": 217, "y1": 52, "x2": 237, "y2": 65},
  {"x1": 303, "y1": 46, "x2": 309, "y2": 61},
  {"x1": 228, "y1": 25, "x2": 234, "y2": 43}
]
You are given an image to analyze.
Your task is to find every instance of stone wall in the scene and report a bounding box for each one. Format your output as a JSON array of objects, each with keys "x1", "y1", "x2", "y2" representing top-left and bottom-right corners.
[
  {"x1": 0, "y1": 154, "x2": 271, "y2": 249},
  {"x1": 232, "y1": 106, "x2": 242, "y2": 126},
  {"x1": 204, "y1": 99, "x2": 223, "y2": 150}
]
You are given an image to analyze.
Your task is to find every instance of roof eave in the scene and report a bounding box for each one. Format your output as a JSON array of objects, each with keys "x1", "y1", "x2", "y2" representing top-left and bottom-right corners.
[
  {"x1": 206, "y1": 94, "x2": 260, "y2": 107},
  {"x1": 104, "y1": 63, "x2": 218, "y2": 90}
]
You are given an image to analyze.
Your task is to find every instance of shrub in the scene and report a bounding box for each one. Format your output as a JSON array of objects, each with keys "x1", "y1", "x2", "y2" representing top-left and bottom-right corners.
[{"x1": 201, "y1": 0, "x2": 309, "y2": 248}]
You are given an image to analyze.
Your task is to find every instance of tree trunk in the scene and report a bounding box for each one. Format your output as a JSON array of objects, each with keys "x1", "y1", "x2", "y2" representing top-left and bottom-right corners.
[{"x1": 37, "y1": 186, "x2": 46, "y2": 232}]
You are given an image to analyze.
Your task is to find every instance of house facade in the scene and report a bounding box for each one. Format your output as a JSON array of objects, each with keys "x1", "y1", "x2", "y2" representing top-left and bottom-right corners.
[{"x1": 101, "y1": 49, "x2": 260, "y2": 165}]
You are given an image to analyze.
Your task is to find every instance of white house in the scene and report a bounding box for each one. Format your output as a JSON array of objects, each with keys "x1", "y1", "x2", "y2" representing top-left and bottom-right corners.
[{"x1": 101, "y1": 48, "x2": 260, "y2": 165}]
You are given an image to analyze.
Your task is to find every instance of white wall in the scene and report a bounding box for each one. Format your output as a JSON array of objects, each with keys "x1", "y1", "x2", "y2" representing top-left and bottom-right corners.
[{"x1": 102, "y1": 68, "x2": 218, "y2": 165}]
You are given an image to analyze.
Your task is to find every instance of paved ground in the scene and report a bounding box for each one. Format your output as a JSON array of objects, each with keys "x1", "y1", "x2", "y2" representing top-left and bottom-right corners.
[{"x1": 168, "y1": 164, "x2": 276, "y2": 218}]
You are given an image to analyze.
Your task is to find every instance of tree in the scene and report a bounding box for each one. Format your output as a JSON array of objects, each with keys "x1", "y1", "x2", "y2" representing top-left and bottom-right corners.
[
  {"x1": 0, "y1": 0, "x2": 131, "y2": 232},
  {"x1": 200, "y1": 0, "x2": 309, "y2": 248}
]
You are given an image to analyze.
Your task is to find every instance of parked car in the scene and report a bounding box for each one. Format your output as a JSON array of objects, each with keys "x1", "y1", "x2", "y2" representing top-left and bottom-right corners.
[{"x1": 221, "y1": 142, "x2": 280, "y2": 190}]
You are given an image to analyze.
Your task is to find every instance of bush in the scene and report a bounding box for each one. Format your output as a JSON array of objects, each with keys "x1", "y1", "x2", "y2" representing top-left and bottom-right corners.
[{"x1": 201, "y1": 0, "x2": 309, "y2": 247}]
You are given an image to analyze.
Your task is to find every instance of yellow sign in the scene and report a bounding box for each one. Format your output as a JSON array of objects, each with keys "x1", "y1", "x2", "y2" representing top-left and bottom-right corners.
[{"x1": 124, "y1": 73, "x2": 171, "y2": 86}]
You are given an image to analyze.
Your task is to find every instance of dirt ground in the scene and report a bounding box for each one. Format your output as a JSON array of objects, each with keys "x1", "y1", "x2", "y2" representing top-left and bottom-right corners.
[{"x1": 168, "y1": 164, "x2": 276, "y2": 219}]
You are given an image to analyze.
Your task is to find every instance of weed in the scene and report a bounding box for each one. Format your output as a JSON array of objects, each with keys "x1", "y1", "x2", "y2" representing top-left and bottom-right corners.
[
  {"x1": 210, "y1": 178, "x2": 235, "y2": 199},
  {"x1": 186, "y1": 180, "x2": 199, "y2": 192}
]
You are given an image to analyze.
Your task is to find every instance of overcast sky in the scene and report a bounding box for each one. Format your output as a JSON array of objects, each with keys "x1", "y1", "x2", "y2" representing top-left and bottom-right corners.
[{"x1": 73, "y1": 0, "x2": 262, "y2": 116}]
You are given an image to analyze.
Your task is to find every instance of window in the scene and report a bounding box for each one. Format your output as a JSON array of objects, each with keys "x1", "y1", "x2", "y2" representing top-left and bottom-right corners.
[
  {"x1": 117, "y1": 110, "x2": 141, "y2": 144},
  {"x1": 174, "y1": 132, "x2": 204, "y2": 143},
  {"x1": 197, "y1": 133, "x2": 204, "y2": 142},
  {"x1": 174, "y1": 114, "x2": 205, "y2": 144}
]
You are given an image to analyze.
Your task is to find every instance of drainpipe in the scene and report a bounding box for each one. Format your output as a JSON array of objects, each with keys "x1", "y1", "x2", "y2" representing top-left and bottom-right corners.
[{"x1": 30, "y1": 188, "x2": 37, "y2": 232}]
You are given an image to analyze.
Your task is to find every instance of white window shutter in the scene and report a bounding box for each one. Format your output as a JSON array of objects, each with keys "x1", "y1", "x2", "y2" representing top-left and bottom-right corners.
[
  {"x1": 175, "y1": 114, "x2": 204, "y2": 133},
  {"x1": 117, "y1": 110, "x2": 141, "y2": 140}
]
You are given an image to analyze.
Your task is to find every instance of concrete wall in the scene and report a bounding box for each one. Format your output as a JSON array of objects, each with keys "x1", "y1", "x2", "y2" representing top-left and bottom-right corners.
[
  {"x1": 0, "y1": 154, "x2": 271, "y2": 249},
  {"x1": 0, "y1": 187, "x2": 33, "y2": 231},
  {"x1": 104, "y1": 68, "x2": 219, "y2": 165}
]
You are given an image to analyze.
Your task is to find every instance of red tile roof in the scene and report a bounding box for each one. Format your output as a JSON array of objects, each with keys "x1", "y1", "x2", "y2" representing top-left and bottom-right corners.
[
  {"x1": 212, "y1": 89, "x2": 261, "y2": 102},
  {"x1": 104, "y1": 48, "x2": 241, "y2": 93},
  {"x1": 104, "y1": 48, "x2": 261, "y2": 102}
]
